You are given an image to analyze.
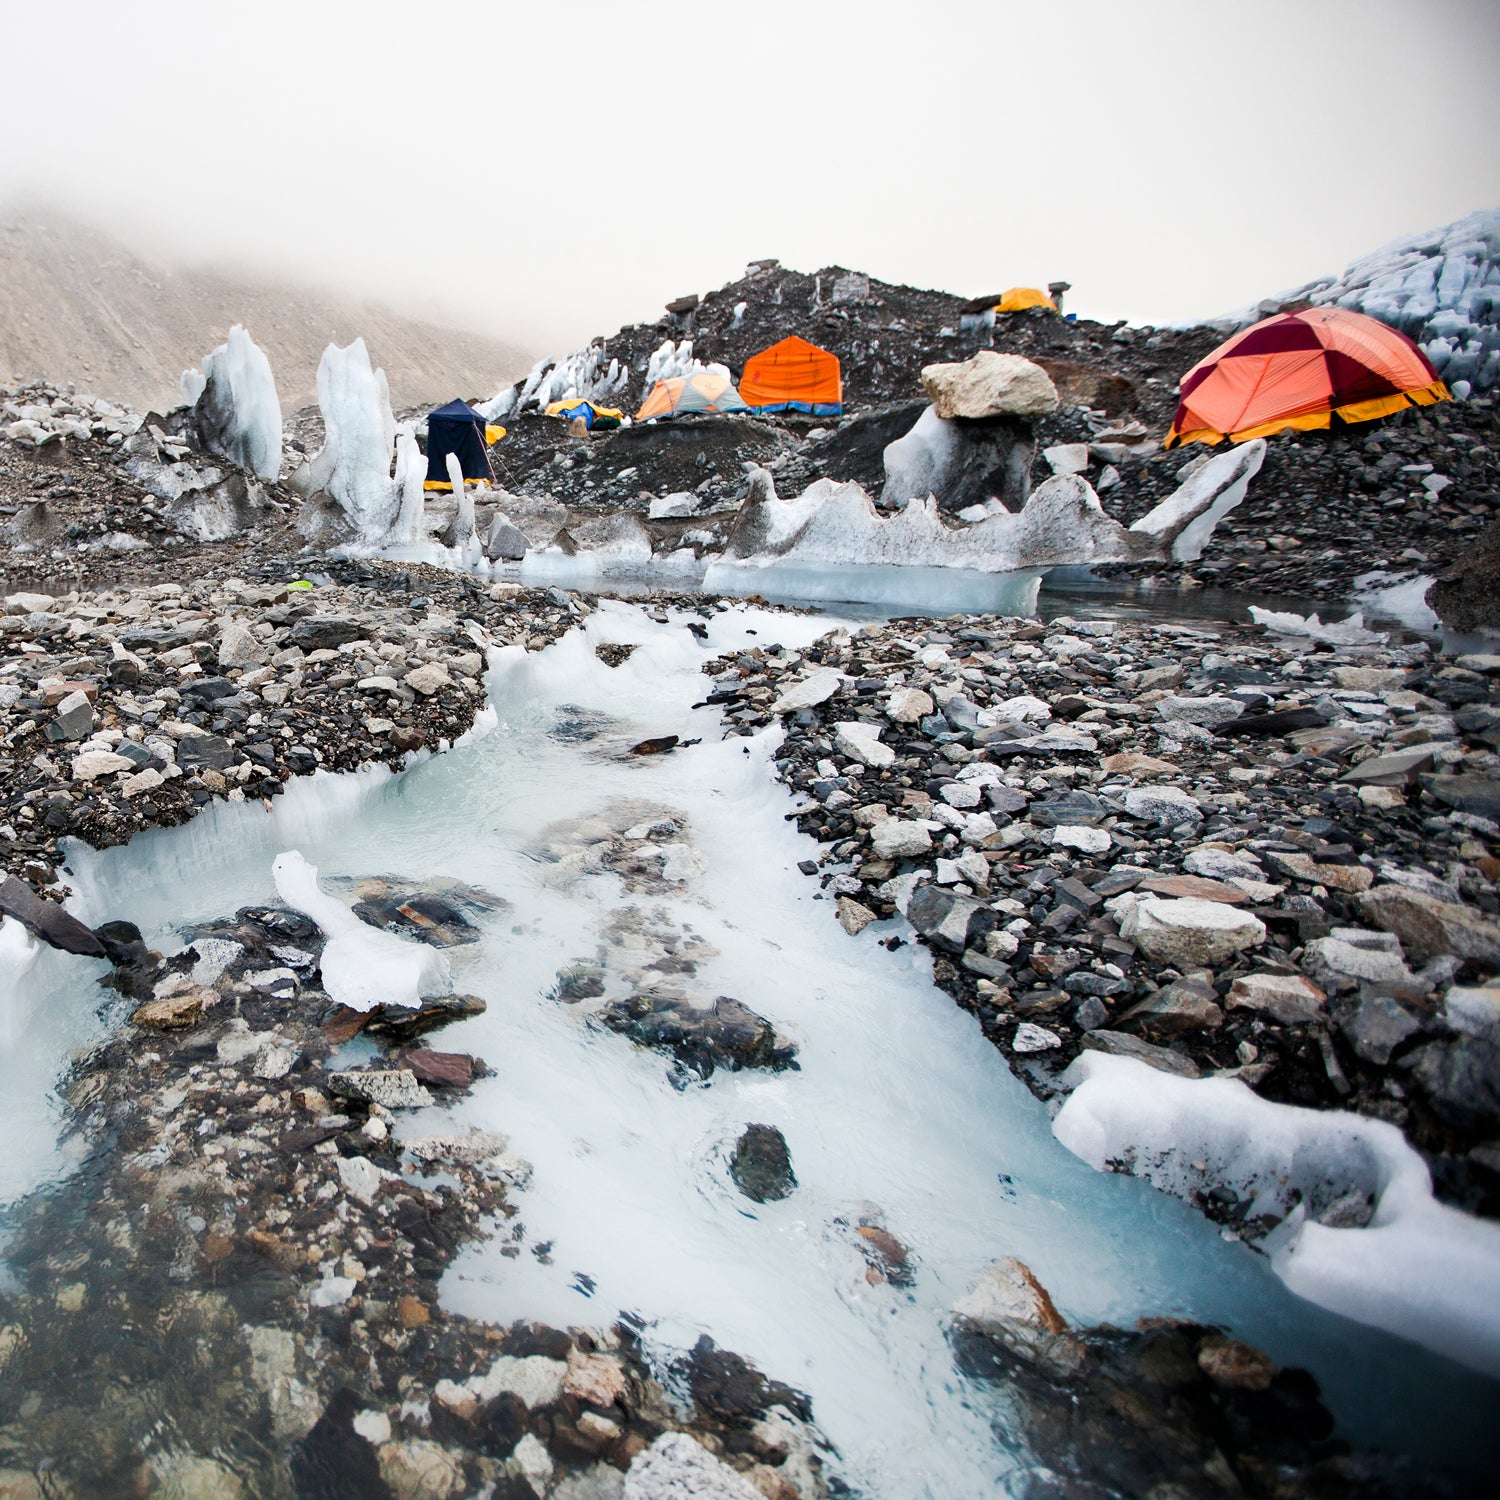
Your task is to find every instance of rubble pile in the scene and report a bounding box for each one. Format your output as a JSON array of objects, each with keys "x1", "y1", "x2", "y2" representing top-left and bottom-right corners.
[{"x1": 703, "y1": 613, "x2": 1500, "y2": 1217}]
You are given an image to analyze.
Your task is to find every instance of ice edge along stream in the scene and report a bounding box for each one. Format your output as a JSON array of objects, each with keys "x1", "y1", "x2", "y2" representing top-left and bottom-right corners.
[{"x1": 4, "y1": 601, "x2": 1497, "y2": 1495}]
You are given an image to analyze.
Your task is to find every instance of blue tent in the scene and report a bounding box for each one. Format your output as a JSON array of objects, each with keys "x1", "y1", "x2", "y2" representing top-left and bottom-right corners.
[{"x1": 424, "y1": 399, "x2": 491, "y2": 490}]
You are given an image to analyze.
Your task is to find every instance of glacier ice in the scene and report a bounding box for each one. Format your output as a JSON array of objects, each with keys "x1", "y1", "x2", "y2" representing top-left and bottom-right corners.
[
  {"x1": 390, "y1": 421, "x2": 426, "y2": 545},
  {"x1": 724, "y1": 441, "x2": 1262, "y2": 575},
  {"x1": 186, "y1": 324, "x2": 283, "y2": 481},
  {"x1": 1214, "y1": 207, "x2": 1500, "y2": 392},
  {"x1": 272, "y1": 850, "x2": 449, "y2": 1012},
  {"x1": 1053, "y1": 1051, "x2": 1500, "y2": 1378},
  {"x1": 483, "y1": 344, "x2": 629, "y2": 421},
  {"x1": 1248, "y1": 606, "x2": 1388, "y2": 645},
  {"x1": 291, "y1": 339, "x2": 400, "y2": 542}
]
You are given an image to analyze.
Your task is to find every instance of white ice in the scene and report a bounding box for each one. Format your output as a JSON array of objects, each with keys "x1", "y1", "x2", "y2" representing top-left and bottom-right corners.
[
  {"x1": 271, "y1": 849, "x2": 450, "y2": 1012},
  {"x1": 390, "y1": 421, "x2": 426, "y2": 545},
  {"x1": 291, "y1": 339, "x2": 400, "y2": 542},
  {"x1": 1248, "y1": 605, "x2": 1389, "y2": 645},
  {"x1": 1352, "y1": 571, "x2": 1441, "y2": 634},
  {"x1": 1129, "y1": 441, "x2": 1265, "y2": 560},
  {"x1": 1053, "y1": 1051, "x2": 1500, "y2": 1379},
  {"x1": 188, "y1": 324, "x2": 283, "y2": 480}
]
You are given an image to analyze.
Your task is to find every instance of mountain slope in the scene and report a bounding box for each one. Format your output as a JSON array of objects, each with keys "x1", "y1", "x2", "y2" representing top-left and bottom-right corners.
[{"x1": 0, "y1": 208, "x2": 531, "y2": 412}]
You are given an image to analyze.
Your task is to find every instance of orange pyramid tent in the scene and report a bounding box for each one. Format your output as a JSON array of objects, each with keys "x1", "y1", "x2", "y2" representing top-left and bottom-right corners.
[
  {"x1": 739, "y1": 335, "x2": 843, "y2": 415},
  {"x1": 635, "y1": 370, "x2": 750, "y2": 421},
  {"x1": 1166, "y1": 306, "x2": 1450, "y2": 448}
]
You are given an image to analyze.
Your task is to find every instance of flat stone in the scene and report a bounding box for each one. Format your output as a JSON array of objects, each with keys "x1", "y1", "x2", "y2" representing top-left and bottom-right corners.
[
  {"x1": 396, "y1": 1047, "x2": 474, "y2": 1089},
  {"x1": 288, "y1": 615, "x2": 363, "y2": 649},
  {"x1": 1226, "y1": 972, "x2": 1327, "y2": 1025},
  {"x1": 771, "y1": 668, "x2": 842, "y2": 714},
  {"x1": 1425, "y1": 775, "x2": 1500, "y2": 821},
  {"x1": 71, "y1": 749, "x2": 136, "y2": 781},
  {"x1": 1100, "y1": 751, "x2": 1180, "y2": 778},
  {"x1": 833, "y1": 720, "x2": 894, "y2": 768},
  {"x1": 1154, "y1": 694, "x2": 1243, "y2": 727},
  {"x1": 1012, "y1": 1022, "x2": 1062, "y2": 1053},
  {"x1": 1122, "y1": 786, "x2": 1202, "y2": 825},
  {"x1": 1140, "y1": 873, "x2": 1250, "y2": 904},
  {"x1": 1120, "y1": 897, "x2": 1266, "y2": 967},
  {"x1": 1080, "y1": 1029, "x2": 1201, "y2": 1077},
  {"x1": 1339, "y1": 992, "x2": 1423, "y2": 1065},
  {"x1": 1302, "y1": 930, "x2": 1412, "y2": 988},
  {"x1": 1030, "y1": 790, "x2": 1108, "y2": 827},
  {"x1": 1340, "y1": 749, "x2": 1435, "y2": 787},
  {"x1": 1052, "y1": 824, "x2": 1111, "y2": 854},
  {"x1": 0, "y1": 876, "x2": 107, "y2": 957},
  {"x1": 1361, "y1": 884, "x2": 1500, "y2": 966},
  {"x1": 1331, "y1": 666, "x2": 1406, "y2": 691},
  {"x1": 1264, "y1": 850, "x2": 1373, "y2": 893},
  {"x1": 131, "y1": 991, "x2": 207, "y2": 1030}
]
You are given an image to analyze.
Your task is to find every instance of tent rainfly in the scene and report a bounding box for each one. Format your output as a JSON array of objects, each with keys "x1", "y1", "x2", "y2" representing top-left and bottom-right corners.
[
  {"x1": 995, "y1": 287, "x2": 1057, "y2": 314},
  {"x1": 1166, "y1": 307, "x2": 1450, "y2": 448},
  {"x1": 424, "y1": 399, "x2": 497, "y2": 490},
  {"x1": 739, "y1": 335, "x2": 843, "y2": 415},
  {"x1": 635, "y1": 371, "x2": 750, "y2": 421}
]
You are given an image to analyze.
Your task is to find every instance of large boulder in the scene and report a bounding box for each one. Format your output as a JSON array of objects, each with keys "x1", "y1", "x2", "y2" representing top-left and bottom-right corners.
[
  {"x1": 1120, "y1": 897, "x2": 1266, "y2": 967},
  {"x1": 920, "y1": 351, "x2": 1059, "y2": 420}
]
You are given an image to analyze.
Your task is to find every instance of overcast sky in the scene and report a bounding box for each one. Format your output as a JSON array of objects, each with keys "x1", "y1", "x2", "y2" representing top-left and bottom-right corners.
[{"x1": 3, "y1": 0, "x2": 1498, "y2": 360}]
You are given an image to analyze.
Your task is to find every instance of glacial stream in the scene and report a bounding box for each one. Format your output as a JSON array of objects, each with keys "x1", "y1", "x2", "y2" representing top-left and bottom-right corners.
[{"x1": 3, "y1": 600, "x2": 1496, "y2": 1495}]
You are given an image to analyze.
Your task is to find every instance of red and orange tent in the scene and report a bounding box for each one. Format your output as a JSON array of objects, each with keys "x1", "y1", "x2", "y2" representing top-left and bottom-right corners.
[
  {"x1": 635, "y1": 370, "x2": 750, "y2": 421},
  {"x1": 1166, "y1": 306, "x2": 1449, "y2": 448},
  {"x1": 739, "y1": 335, "x2": 843, "y2": 415}
]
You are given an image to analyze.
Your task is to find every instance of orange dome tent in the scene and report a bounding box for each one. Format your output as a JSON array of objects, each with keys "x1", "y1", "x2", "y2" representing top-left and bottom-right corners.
[
  {"x1": 739, "y1": 335, "x2": 843, "y2": 415},
  {"x1": 1166, "y1": 306, "x2": 1450, "y2": 448},
  {"x1": 635, "y1": 370, "x2": 750, "y2": 421},
  {"x1": 995, "y1": 287, "x2": 1056, "y2": 314}
]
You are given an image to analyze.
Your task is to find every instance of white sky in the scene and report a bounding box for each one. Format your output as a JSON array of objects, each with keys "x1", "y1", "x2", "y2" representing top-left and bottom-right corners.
[{"x1": 3, "y1": 0, "x2": 1498, "y2": 358}]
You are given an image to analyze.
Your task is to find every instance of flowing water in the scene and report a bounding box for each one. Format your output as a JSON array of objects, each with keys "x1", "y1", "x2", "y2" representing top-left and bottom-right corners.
[{"x1": 3, "y1": 599, "x2": 1496, "y2": 1495}]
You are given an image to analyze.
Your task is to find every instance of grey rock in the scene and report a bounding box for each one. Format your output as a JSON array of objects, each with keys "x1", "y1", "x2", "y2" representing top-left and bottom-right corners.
[
  {"x1": 288, "y1": 615, "x2": 364, "y2": 650},
  {"x1": 907, "y1": 885, "x2": 997, "y2": 955},
  {"x1": 1360, "y1": 884, "x2": 1500, "y2": 965},
  {"x1": 1080, "y1": 1029, "x2": 1201, "y2": 1077},
  {"x1": 1404, "y1": 1038, "x2": 1500, "y2": 1131},
  {"x1": 1117, "y1": 975, "x2": 1224, "y2": 1038},
  {"x1": 1338, "y1": 992, "x2": 1423, "y2": 1066},
  {"x1": 326, "y1": 1069, "x2": 435, "y2": 1110}
]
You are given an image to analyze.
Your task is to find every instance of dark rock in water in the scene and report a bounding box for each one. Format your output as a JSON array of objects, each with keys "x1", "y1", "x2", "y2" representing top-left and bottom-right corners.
[
  {"x1": 0, "y1": 874, "x2": 107, "y2": 957},
  {"x1": 556, "y1": 963, "x2": 606, "y2": 1000},
  {"x1": 597, "y1": 993, "x2": 797, "y2": 1078},
  {"x1": 729, "y1": 1123, "x2": 796, "y2": 1203},
  {"x1": 92, "y1": 917, "x2": 149, "y2": 966},
  {"x1": 327, "y1": 873, "x2": 507, "y2": 948},
  {"x1": 683, "y1": 1335, "x2": 813, "y2": 1424},
  {"x1": 397, "y1": 1046, "x2": 476, "y2": 1089},
  {"x1": 550, "y1": 704, "x2": 619, "y2": 744},
  {"x1": 630, "y1": 734, "x2": 679, "y2": 756},
  {"x1": 355, "y1": 992, "x2": 488, "y2": 1043},
  {"x1": 292, "y1": 1387, "x2": 394, "y2": 1500},
  {"x1": 906, "y1": 884, "x2": 997, "y2": 955},
  {"x1": 288, "y1": 615, "x2": 365, "y2": 650}
]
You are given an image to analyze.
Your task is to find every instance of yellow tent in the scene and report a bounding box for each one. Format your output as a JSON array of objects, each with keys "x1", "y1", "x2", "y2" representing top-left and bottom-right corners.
[{"x1": 996, "y1": 287, "x2": 1056, "y2": 314}]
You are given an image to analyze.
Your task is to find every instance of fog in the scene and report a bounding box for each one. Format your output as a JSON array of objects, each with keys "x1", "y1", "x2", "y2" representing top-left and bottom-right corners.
[{"x1": 4, "y1": 0, "x2": 1498, "y2": 358}]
